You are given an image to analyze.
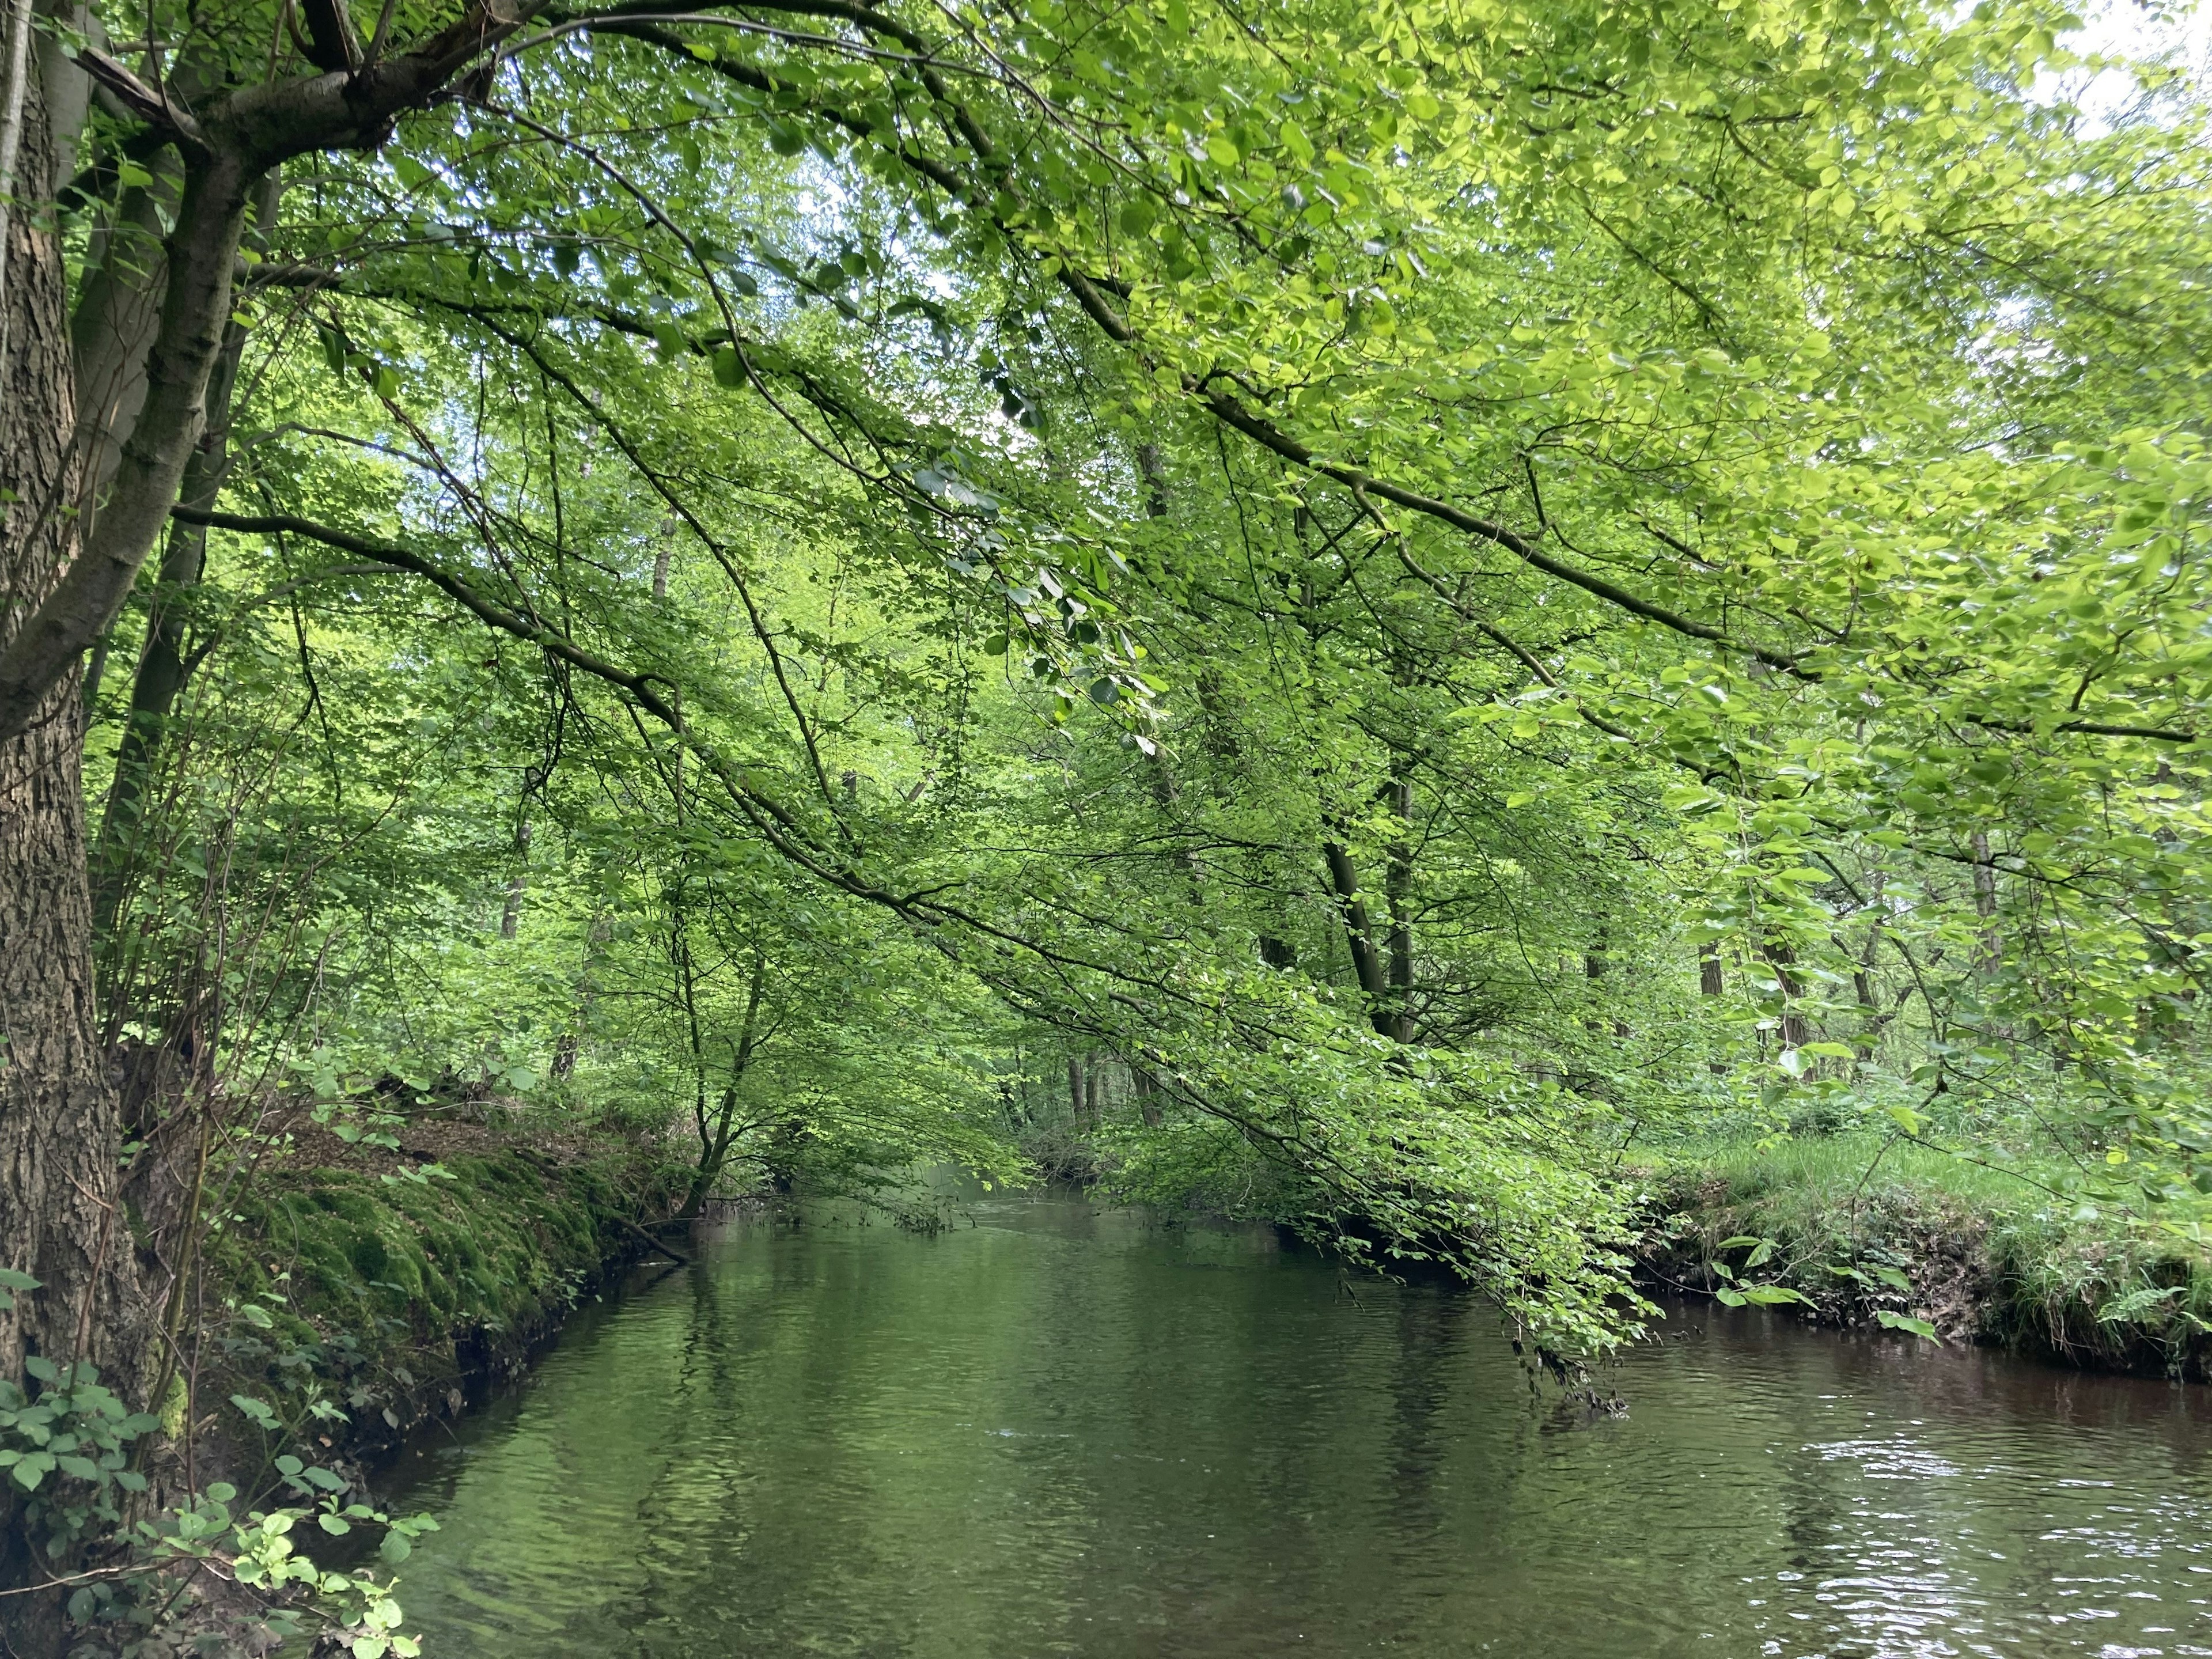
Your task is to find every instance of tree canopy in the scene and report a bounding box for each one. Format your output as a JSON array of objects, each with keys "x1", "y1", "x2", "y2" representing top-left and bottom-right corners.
[{"x1": 2, "y1": 0, "x2": 2210, "y2": 1472}]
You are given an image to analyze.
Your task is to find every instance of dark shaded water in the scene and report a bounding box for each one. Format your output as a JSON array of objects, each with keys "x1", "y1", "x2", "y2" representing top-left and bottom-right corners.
[{"x1": 375, "y1": 1190, "x2": 2212, "y2": 1657}]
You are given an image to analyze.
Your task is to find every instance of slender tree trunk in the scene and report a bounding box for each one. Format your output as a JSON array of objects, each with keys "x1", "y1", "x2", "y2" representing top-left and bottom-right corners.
[
  {"x1": 499, "y1": 819, "x2": 531, "y2": 939},
  {"x1": 680, "y1": 953, "x2": 766, "y2": 1218},
  {"x1": 90, "y1": 173, "x2": 277, "y2": 936},
  {"x1": 1970, "y1": 830, "x2": 1999, "y2": 969},
  {"x1": 1762, "y1": 938, "x2": 1811, "y2": 1049},
  {"x1": 1698, "y1": 940, "x2": 1726, "y2": 1074},
  {"x1": 0, "y1": 41, "x2": 146, "y2": 1653},
  {"x1": 552, "y1": 907, "x2": 611, "y2": 1078},
  {"x1": 1850, "y1": 873, "x2": 1889, "y2": 1065},
  {"x1": 1323, "y1": 840, "x2": 1395, "y2": 1040},
  {"x1": 1384, "y1": 779, "x2": 1414, "y2": 1043}
]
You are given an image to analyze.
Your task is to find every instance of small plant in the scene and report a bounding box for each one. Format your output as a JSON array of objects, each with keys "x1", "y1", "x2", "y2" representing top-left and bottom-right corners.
[
  {"x1": 0, "y1": 1354, "x2": 160, "y2": 1555},
  {"x1": 2, "y1": 1343, "x2": 437, "y2": 1657}
]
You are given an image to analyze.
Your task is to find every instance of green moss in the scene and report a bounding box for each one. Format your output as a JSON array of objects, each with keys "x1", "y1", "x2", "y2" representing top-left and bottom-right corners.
[{"x1": 201, "y1": 1138, "x2": 681, "y2": 1433}]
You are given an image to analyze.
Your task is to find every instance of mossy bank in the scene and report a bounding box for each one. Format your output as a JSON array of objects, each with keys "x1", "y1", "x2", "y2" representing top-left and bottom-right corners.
[{"x1": 196, "y1": 1118, "x2": 687, "y2": 1464}]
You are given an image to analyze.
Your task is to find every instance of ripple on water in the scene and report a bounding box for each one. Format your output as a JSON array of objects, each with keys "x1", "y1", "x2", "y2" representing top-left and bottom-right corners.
[{"x1": 365, "y1": 1193, "x2": 2212, "y2": 1659}]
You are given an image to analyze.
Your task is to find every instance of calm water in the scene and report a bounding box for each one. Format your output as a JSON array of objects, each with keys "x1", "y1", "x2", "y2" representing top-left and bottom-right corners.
[{"x1": 372, "y1": 1190, "x2": 2212, "y2": 1658}]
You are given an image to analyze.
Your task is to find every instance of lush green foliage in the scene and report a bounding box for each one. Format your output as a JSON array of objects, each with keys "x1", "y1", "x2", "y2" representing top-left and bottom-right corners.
[
  {"x1": 55, "y1": 0, "x2": 2212, "y2": 1367},
  {"x1": 13, "y1": 0, "x2": 2211, "y2": 1640}
]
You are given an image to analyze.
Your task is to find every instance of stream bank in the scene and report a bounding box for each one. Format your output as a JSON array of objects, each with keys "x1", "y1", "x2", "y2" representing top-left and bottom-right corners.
[
  {"x1": 1635, "y1": 1138, "x2": 2212, "y2": 1378},
  {"x1": 198, "y1": 1113, "x2": 689, "y2": 1468}
]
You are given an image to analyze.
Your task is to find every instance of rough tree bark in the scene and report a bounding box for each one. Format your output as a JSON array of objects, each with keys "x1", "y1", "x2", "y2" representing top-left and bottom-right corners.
[{"x1": 0, "y1": 36, "x2": 148, "y2": 1649}]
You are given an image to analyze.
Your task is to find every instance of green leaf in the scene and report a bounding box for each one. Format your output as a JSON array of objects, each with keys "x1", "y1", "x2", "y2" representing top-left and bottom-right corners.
[
  {"x1": 1876, "y1": 1310, "x2": 1940, "y2": 1342},
  {"x1": 1739, "y1": 1285, "x2": 1810, "y2": 1306},
  {"x1": 12, "y1": 1452, "x2": 53, "y2": 1491},
  {"x1": 379, "y1": 1530, "x2": 413, "y2": 1565}
]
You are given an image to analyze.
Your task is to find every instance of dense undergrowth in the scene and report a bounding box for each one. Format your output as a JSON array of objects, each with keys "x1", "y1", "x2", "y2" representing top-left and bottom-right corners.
[{"x1": 1635, "y1": 1136, "x2": 2212, "y2": 1379}]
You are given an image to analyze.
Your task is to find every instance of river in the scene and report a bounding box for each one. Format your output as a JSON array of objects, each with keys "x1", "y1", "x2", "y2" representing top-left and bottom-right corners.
[{"x1": 371, "y1": 1188, "x2": 2212, "y2": 1657}]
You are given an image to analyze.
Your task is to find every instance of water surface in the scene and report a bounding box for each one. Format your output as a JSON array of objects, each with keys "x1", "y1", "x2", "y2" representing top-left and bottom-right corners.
[{"x1": 376, "y1": 1190, "x2": 2212, "y2": 1657}]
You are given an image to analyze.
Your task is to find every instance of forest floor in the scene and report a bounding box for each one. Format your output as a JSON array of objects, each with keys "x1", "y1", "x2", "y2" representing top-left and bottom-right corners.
[{"x1": 1637, "y1": 1133, "x2": 2212, "y2": 1378}]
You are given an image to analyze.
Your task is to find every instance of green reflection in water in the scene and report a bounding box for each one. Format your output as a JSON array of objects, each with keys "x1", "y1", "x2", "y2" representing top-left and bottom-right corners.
[{"x1": 374, "y1": 1191, "x2": 2212, "y2": 1658}]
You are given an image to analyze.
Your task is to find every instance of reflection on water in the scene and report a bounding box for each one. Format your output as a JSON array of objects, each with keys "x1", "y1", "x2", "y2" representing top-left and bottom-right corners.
[{"x1": 372, "y1": 1190, "x2": 2212, "y2": 1657}]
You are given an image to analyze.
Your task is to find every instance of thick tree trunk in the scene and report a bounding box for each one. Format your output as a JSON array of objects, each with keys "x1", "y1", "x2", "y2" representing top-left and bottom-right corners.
[{"x1": 0, "y1": 40, "x2": 146, "y2": 1653}]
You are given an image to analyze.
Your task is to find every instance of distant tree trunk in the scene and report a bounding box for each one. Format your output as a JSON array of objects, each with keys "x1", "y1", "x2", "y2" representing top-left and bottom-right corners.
[
  {"x1": 1384, "y1": 779, "x2": 1414, "y2": 1043},
  {"x1": 1699, "y1": 940, "x2": 1725, "y2": 998},
  {"x1": 499, "y1": 819, "x2": 531, "y2": 939},
  {"x1": 679, "y1": 953, "x2": 765, "y2": 1218},
  {"x1": 0, "y1": 36, "x2": 149, "y2": 1651},
  {"x1": 1970, "y1": 831, "x2": 1999, "y2": 969},
  {"x1": 1133, "y1": 1062, "x2": 1164, "y2": 1127},
  {"x1": 1084, "y1": 1056, "x2": 1103, "y2": 1124},
  {"x1": 1699, "y1": 940, "x2": 1726, "y2": 1074},
  {"x1": 551, "y1": 907, "x2": 611, "y2": 1078},
  {"x1": 1068, "y1": 1054, "x2": 1085, "y2": 1125},
  {"x1": 1323, "y1": 839, "x2": 1396, "y2": 1041},
  {"x1": 1844, "y1": 872, "x2": 1889, "y2": 1064},
  {"x1": 1762, "y1": 938, "x2": 1812, "y2": 1049}
]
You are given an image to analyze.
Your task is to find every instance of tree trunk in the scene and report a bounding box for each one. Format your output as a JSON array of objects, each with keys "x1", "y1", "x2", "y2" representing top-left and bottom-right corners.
[
  {"x1": 1762, "y1": 938, "x2": 1812, "y2": 1050},
  {"x1": 91, "y1": 176, "x2": 276, "y2": 935},
  {"x1": 0, "y1": 39, "x2": 146, "y2": 1652},
  {"x1": 1970, "y1": 830, "x2": 1999, "y2": 969},
  {"x1": 498, "y1": 819, "x2": 531, "y2": 938},
  {"x1": 1698, "y1": 940, "x2": 1726, "y2": 1074},
  {"x1": 1698, "y1": 940, "x2": 1725, "y2": 998},
  {"x1": 1384, "y1": 779, "x2": 1414, "y2": 1043},
  {"x1": 1323, "y1": 840, "x2": 1395, "y2": 1041}
]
